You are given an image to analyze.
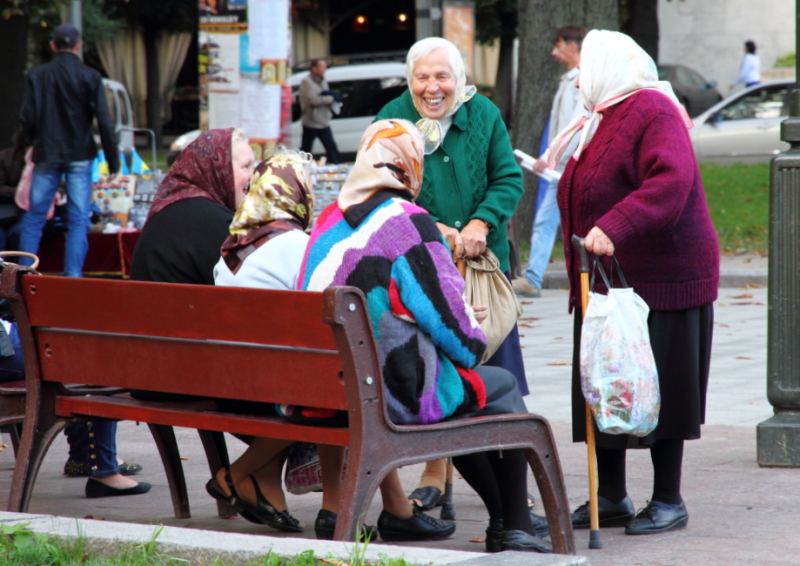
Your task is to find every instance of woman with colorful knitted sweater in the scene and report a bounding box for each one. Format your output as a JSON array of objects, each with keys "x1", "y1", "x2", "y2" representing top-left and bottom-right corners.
[{"x1": 299, "y1": 119, "x2": 551, "y2": 553}]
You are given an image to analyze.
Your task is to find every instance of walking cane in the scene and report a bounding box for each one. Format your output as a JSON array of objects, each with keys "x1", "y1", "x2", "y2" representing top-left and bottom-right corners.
[{"x1": 571, "y1": 235, "x2": 602, "y2": 550}]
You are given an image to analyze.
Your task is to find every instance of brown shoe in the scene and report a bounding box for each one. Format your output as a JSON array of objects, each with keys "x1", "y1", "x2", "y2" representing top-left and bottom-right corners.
[{"x1": 512, "y1": 278, "x2": 541, "y2": 298}]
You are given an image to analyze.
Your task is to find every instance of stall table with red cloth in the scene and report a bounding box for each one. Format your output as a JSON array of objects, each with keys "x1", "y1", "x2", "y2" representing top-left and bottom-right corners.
[{"x1": 36, "y1": 231, "x2": 141, "y2": 277}]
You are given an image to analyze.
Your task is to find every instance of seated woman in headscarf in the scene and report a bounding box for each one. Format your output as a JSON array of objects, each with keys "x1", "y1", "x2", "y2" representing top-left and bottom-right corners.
[
  {"x1": 298, "y1": 119, "x2": 552, "y2": 553},
  {"x1": 375, "y1": 37, "x2": 530, "y2": 511},
  {"x1": 131, "y1": 127, "x2": 255, "y2": 285},
  {"x1": 547, "y1": 30, "x2": 718, "y2": 535}
]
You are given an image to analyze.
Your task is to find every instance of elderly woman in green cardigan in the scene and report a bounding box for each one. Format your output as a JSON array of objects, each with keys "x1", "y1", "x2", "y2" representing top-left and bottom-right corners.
[{"x1": 376, "y1": 37, "x2": 536, "y2": 518}]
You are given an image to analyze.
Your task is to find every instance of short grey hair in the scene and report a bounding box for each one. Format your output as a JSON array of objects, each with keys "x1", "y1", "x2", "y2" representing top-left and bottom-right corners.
[
  {"x1": 273, "y1": 144, "x2": 314, "y2": 185},
  {"x1": 405, "y1": 37, "x2": 467, "y2": 89},
  {"x1": 231, "y1": 128, "x2": 248, "y2": 144}
]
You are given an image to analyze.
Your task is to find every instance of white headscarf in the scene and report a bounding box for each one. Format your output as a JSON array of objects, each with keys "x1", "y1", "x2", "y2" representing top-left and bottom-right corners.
[
  {"x1": 406, "y1": 37, "x2": 476, "y2": 154},
  {"x1": 546, "y1": 30, "x2": 693, "y2": 168}
]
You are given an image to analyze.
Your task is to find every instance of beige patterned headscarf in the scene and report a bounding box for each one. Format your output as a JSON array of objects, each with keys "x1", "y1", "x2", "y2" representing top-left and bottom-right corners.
[
  {"x1": 406, "y1": 37, "x2": 476, "y2": 154},
  {"x1": 221, "y1": 153, "x2": 314, "y2": 273},
  {"x1": 338, "y1": 119, "x2": 424, "y2": 211}
]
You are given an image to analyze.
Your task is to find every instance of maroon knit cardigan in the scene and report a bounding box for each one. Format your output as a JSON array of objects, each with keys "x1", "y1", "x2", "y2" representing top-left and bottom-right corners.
[{"x1": 557, "y1": 89, "x2": 719, "y2": 313}]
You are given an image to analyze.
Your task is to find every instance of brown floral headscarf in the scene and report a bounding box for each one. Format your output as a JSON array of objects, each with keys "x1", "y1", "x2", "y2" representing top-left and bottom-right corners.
[{"x1": 220, "y1": 153, "x2": 314, "y2": 274}]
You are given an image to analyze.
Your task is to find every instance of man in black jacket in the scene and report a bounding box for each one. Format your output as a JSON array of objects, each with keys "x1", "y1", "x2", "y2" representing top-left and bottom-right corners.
[{"x1": 17, "y1": 24, "x2": 118, "y2": 277}]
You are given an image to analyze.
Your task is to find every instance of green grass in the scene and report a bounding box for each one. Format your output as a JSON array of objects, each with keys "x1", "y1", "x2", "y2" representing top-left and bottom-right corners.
[
  {"x1": 0, "y1": 523, "x2": 418, "y2": 566},
  {"x1": 699, "y1": 162, "x2": 769, "y2": 255},
  {"x1": 518, "y1": 162, "x2": 770, "y2": 265}
]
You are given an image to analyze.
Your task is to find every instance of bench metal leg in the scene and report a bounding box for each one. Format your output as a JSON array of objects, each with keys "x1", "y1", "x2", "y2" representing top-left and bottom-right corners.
[
  {"x1": 7, "y1": 420, "x2": 66, "y2": 513},
  {"x1": 147, "y1": 423, "x2": 191, "y2": 519},
  {"x1": 334, "y1": 448, "x2": 388, "y2": 541},
  {"x1": 523, "y1": 442, "x2": 575, "y2": 555},
  {"x1": 8, "y1": 423, "x2": 21, "y2": 457},
  {"x1": 198, "y1": 429, "x2": 237, "y2": 519}
]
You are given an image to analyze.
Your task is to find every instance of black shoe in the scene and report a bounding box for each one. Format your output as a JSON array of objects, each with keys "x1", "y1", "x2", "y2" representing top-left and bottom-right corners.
[
  {"x1": 407, "y1": 486, "x2": 444, "y2": 511},
  {"x1": 485, "y1": 511, "x2": 549, "y2": 552},
  {"x1": 205, "y1": 467, "x2": 264, "y2": 525},
  {"x1": 494, "y1": 530, "x2": 552, "y2": 553},
  {"x1": 65, "y1": 459, "x2": 142, "y2": 477},
  {"x1": 530, "y1": 512, "x2": 549, "y2": 538},
  {"x1": 571, "y1": 495, "x2": 635, "y2": 529},
  {"x1": 314, "y1": 509, "x2": 377, "y2": 541},
  {"x1": 230, "y1": 474, "x2": 303, "y2": 533},
  {"x1": 85, "y1": 478, "x2": 151, "y2": 498},
  {"x1": 625, "y1": 501, "x2": 688, "y2": 535},
  {"x1": 377, "y1": 505, "x2": 456, "y2": 541}
]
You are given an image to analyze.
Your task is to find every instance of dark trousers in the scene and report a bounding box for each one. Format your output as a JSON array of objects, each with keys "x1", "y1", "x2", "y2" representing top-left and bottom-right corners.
[{"x1": 301, "y1": 126, "x2": 342, "y2": 164}]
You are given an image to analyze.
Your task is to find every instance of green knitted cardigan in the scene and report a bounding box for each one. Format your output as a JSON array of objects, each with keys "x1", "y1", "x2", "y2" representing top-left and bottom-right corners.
[{"x1": 375, "y1": 91, "x2": 523, "y2": 273}]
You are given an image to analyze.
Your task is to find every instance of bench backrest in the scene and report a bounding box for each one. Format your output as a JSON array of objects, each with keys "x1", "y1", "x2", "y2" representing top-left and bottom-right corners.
[{"x1": 5, "y1": 274, "x2": 357, "y2": 411}]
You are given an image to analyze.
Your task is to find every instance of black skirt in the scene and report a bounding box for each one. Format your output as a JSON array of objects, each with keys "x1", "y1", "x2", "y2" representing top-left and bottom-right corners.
[{"x1": 571, "y1": 303, "x2": 713, "y2": 448}]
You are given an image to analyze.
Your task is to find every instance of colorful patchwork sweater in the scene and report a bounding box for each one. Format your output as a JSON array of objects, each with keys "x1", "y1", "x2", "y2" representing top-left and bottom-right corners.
[{"x1": 298, "y1": 191, "x2": 488, "y2": 425}]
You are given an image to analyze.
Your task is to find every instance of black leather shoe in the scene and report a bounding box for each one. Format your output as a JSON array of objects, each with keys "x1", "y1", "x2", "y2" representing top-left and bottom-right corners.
[
  {"x1": 530, "y1": 512, "x2": 549, "y2": 538},
  {"x1": 485, "y1": 511, "x2": 549, "y2": 552},
  {"x1": 314, "y1": 509, "x2": 377, "y2": 541},
  {"x1": 571, "y1": 495, "x2": 635, "y2": 529},
  {"x1": 230, "y1": 475, "x2": 304, "y2": 533},
  {"x1": 408, "y1": 486, "x2": 444, "y2": 511},
  {"x1": 85, "y1": 478, "x2": 151, "y2": 498},
  {"x1": 377, "y1": 505, "x2": 456, "y2": 541},
  {"x1": 206, "y1": 467, "x2": 265, "y2": 525},
  {"x1": 625, "y1": 501, "x2": 688, "y2": 535},
  {"x1": 494, "y1": 530, "x2": 552, "y2": 553}
]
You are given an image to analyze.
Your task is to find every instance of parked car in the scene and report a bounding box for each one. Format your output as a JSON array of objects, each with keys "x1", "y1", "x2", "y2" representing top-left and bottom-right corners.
[
  {"x1": 689, "y1": 79, "x2": 794, "y2": 163},
  {"x1": 658, "y1": 64, "x2": 723, "y2": 117},
  {"x1": 168, "y1": 61, "x2": 408, "y2": 165}
]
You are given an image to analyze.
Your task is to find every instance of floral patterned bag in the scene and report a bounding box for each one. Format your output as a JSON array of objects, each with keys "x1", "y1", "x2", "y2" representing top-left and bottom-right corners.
[{"x1": 579, "y1": 257, "x2": 660, "y2": 436}]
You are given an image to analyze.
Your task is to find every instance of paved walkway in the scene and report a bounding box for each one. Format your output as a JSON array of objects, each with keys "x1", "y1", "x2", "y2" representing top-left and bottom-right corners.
[{"x1": 1, "y1": 269, "x2": 795, "y2": 565}]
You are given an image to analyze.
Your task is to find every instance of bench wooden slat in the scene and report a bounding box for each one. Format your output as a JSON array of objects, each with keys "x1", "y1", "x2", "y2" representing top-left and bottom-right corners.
[
  {"x1": 35, "y1": 330, "x2": 348, "y2": 410},
  {"x1": 20, "y1": 275, "x2": 337, "y2": 350},
  {"x1": 55, "y1": 396, "x2": 350, "y2": 446}
]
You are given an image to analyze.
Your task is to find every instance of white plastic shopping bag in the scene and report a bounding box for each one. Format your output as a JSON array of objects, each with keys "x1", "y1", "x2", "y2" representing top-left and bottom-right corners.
[{"x1": 579, "y1": 258, "x2": 660, "y2": 436}]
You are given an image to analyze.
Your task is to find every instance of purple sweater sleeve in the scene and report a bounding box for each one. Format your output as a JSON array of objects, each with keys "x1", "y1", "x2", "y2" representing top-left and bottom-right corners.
[{"x1": 595, "y1": 108, "x2": 696, "y2": 247}]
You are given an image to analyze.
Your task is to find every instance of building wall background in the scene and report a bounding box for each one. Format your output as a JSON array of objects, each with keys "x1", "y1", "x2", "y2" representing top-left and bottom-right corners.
[{"x1": 658, "y1": 0, "x2": 795, "y2": 91}]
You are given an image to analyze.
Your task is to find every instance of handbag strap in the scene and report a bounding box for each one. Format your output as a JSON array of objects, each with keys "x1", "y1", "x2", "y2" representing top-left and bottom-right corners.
[{"x1": 589, "y1": 255, "x2": 629, "y2": 290}]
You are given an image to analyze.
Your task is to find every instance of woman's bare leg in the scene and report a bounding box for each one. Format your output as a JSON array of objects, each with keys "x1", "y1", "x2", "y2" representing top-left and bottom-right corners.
[
  {"x1": 380, "y1": 469, "x2": 413, "y2": 518},
  {"x1": 317, "y1": 444, "x2": 345, "y2": 513},
  {"x1": 215, "y1": 438, "x2": 293, "y2": 510}
]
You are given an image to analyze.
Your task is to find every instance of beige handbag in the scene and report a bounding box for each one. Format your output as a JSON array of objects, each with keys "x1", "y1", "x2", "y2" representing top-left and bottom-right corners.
[{"x1": 461, "y1": 249, "x2": 522, "y2": 364}]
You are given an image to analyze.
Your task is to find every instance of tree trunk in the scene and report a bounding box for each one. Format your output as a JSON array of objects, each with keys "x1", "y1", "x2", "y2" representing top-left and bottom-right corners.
[
  {"x1": 622, "y1": 0, "x2": 658, "y2": 63},
  {"x1": 493, "y1": 34, "x2": 515, "y2": 125},
  {"x1": 511, "y1": 0, "x2": 618, "y2": 251},
  {"x1": 0, "y1": 12, "x2": 29, "y2": 147},
  {"x1": 143, "y1": 24, "x2": 163, "y2": 151}
]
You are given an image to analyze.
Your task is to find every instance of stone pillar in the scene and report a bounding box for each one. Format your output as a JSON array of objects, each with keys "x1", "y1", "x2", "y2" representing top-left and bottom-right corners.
[{"x1": 756, "y1": 3, "x2": 800, "y2": 467}]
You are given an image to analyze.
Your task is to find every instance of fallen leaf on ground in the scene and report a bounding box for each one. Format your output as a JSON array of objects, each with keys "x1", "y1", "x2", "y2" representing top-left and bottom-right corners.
[
  {"x1": 749, "y1": 401, "x2": 760, "y2": 405},
  {"x1": 83, "y1": 515, "x2": 104, "y2": 520},
  {"x1": 180, "y1": 456, "x2": 189, "y2": 460},
  {"x1": 746, "y1": 282, "x2": 766, "y2": 288},
  {"x1": 548, "y1": 361, "x2": 572, "y2": 366},
  {"x1": 470, "y1": 536, "x2": 486, "y2": 543},
  {"x1": 717, "y1": 323, "x2": 730, "y2": 327},
  {"x1": 320, "y1": 559, "x2": 349, "y2": 566},
  {"x1": 521, "y1": 301, "x2": 533, "y2": 305},
  {"x1": 518, "y1": 323, "x2": 533, "y2": 327},
  {"x1": 519, "y1": 317, "x2": 540, "y2": 321},
  {"x1": 743, "y1": 258, "x2": 752, "y2": 263},
  {"x1": 718, "y1": 302, "x2": 727, "y2": 306},
  {"x1": 519, "y1": 334, "x2": 525, "y2": 338},
  {"x1": 736, "y1": 356, "x2": 752, "y2": 360},
  {"x1": 730, "y1": 293, "x2": 753, "y2": 299},
  {"x1": 731, "y1": 302, "x2": 754, "y2": 306},
  {"x1": 553, "y1": 337, "x2": 563, "y2": 340},
  {"x1": 0, "y1": 443, "x2": 7, "y2": 452}
]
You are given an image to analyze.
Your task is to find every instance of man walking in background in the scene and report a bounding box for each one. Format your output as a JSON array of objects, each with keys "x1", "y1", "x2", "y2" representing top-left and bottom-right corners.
[
  {"x1": 18, "y1": 23, "x2": 118, "y2": 277},
  {"x1": 513, "y1": 25, "x2": 587, "y2": 298},
  {"x1": 299, "y1": 59, "x2": 342, "y2": 164}
]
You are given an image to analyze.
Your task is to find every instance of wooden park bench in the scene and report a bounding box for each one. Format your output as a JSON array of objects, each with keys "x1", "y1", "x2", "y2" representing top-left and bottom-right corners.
[{"x1": 0, "y1": 265, "x2": 575, "y2": 552}]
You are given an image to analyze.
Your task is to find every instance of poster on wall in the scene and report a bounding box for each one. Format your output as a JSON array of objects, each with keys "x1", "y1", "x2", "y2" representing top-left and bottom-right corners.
[
  {"x1": 443, "y1": 1, "x2": 475, "y2": 80},
  {"x1": 199, "y1": 0, "x2": 248, "y2": 32},
  {"x1": 206, "y1": 33, "x2": 242, "y2": 92},
  {"x1": 240, "y1": 79, "x2": 282, "y2": 139},
  {"x1": 246, "y1": 0, "x2": 289, "y2": 63}
]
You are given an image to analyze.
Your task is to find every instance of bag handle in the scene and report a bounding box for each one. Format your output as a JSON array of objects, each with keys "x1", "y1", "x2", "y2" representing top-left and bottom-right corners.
[
  {"x1": 0, "y1": 251, "x2": 40, "y2": 271},
  {"x1": 590, "y1": 255, "x2": 628, "y2": 291}
]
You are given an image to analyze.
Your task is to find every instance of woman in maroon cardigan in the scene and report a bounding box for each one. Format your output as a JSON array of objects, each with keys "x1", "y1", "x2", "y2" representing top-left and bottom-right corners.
[{"x1": 548, "y1": 30, "x2": 719, "y2": 536}]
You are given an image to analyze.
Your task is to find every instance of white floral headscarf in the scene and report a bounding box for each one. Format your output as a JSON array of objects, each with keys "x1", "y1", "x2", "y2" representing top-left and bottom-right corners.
[
  {"x1": 406, "y1": 37, "x2": 476, "y2": 154},
  {"x1": 546, "y1": 30, "x2": 693, "y2": 168}
]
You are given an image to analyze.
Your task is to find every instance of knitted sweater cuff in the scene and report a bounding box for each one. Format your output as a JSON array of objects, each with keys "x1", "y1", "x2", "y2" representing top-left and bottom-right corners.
[{"x1": 596, "y1": 209, "x2": 637, "y2": 247}]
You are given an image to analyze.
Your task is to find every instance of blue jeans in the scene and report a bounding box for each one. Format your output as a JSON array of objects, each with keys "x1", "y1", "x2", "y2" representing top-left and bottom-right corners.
[
  {"x1": 65, "y1": 421, "x2": 121, "y2": 478},
  {"x1": 524, "y1": 179, "x2": 561, "y2": 290},
  {"x1": 18, "y1": 161, "x2": 93, "y2": 277}
]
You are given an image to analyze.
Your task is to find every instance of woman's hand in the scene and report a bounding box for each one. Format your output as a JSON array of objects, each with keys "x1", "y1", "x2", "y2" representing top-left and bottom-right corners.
[
  {"x1": 533, "y1": 158, "x2": 548, "y2": 173},
  {"x1": 472, "y1": 305, "x2": 488, "y2": 323},
  {"x1": 461, "y1": 219, "x2": 489, "y2": 258},
  {"x1": 584, "y1": 226, "x2": 615, "y2": 256},
  {"x1": 436, "y1": 222, "x2": 464, "y2": 262}
]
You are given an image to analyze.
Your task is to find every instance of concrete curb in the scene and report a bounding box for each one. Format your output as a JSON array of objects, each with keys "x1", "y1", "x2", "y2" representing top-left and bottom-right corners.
[
  {"x1": 0, "y1": 512, "x2": 587, "y2": 566},
  {"x1": 542, "y1": 269, "x2": 767, "y2": 290}
]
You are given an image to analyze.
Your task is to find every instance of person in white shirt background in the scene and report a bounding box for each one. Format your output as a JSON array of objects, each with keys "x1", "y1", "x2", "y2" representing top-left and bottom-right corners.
[
  {"x1": 731, "y1": 40, "x2": 761, "y2": 89},
  {"x1": 513, "y1": 25, "x2": 587, "y2": 299}
]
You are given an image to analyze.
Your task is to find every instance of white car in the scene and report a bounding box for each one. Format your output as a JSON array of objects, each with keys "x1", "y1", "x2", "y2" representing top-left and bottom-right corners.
[
  {"x1": 689, "y1": 79, "x2": 794, "y2": 164},
  {"x1": 169, "y1": 61, "x2": 408, "y2": 164}
]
